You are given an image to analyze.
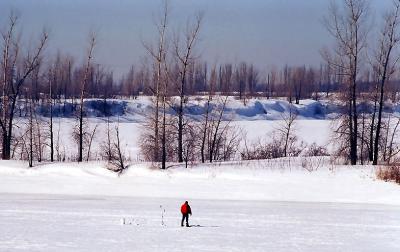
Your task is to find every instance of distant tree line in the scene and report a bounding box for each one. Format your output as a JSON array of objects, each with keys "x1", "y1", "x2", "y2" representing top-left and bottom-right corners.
[{"x1": 15, "y1": 49, "x2": 400, "y2": 106}]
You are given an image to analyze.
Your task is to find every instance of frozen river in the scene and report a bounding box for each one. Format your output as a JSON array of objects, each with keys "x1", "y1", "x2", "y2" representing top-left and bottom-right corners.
[{"x1": 1, "y1": 194, "x2": 399, "y2": 252}]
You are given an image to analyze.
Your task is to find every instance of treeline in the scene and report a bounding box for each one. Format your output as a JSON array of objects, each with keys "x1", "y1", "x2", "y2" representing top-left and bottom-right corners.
[
  {"x1": 22, "y1": 51, "x2": 400, "y2": 104},
  {"x1": 119, "y1": 62, "x2": 342, "y2": 101},
  {"x1": 12, "y1": 45, "x2": 345, "y2": 102}
]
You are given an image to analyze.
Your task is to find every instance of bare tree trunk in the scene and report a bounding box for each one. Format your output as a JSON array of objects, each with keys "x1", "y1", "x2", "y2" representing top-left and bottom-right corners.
[
  {"x1": 360, "y1": 111, "x2": 366, "y2": 165},
  {"x1": 105, "y1": 117, "x2": 112, "y2": 161},
  {"x1": 373, "y1": 1, "x2": 400, "y2": 165},
  {"x1": 28, "y1": 97, "x2": 33, "y2": 167},
  {"x1": 369, "y1": 83, "x2": 378, "y2": 161},
  {"x1": 86, "y1": 124, "x2": 98, "y2": 162},
  {"x1": 200, "y1": 96, "x2": 211, "y2": 163},
  {"x1": 209, "y1": 96, "x2": 228, "y2": 163},
  {"x1": 49, "y1": 69, "x2": 54, "y2": 162},
  {"x1": 161, "y1": 94, "x2": 167, "y2": 169},
  {"x1": 1, "y1": 13, "x2": 17, "y2": 160},
  {"x1": 383, "y1": 115, "x2": 391, "y2": 162},
  {"x1": 143, "y1": 1, "x2": 168, "y2": 166},
  {"x1": 350, "y1": 68, "x2": 358, "y2": 165},
  {"x1": 161, "y1": 54, "x2": 169, "y2": 170},
  {"x1": 1, "y1": 13, "x2": 47, "y2": 160},
  {"x1": 281, "y1": 106, "x2": 297, "y2": 158},
  {"x1": 175, "y1": 13, "x2": 203, "y2": 163},
  {"x1": 115, "y1": 125, "x2": 125, "y2": 171},
  {"x1": 34, "y1": 111, "x2": 43, "y2": 163},
  {"x1": 78, "y1": 34, "x2": 96, "y2": 162},
  {"x1": 387, "y1": 117, "x2": 400, "y2": 164}
]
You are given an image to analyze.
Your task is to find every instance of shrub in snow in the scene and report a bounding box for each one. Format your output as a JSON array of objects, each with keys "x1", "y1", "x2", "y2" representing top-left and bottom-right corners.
[
  {"x1": 139, "y1": 112, "x2": 177, "y2": 164},
  {"x1": 303, "y1": 143, "x2": 329, "y2": 157},
  {"x1": 241, "y1": 107, "x2": 303, "y2": 161},
  {"x1": 101, "y1": 120, "x2": 128, "y2": 174},
  {"x1": 241, "y1": 135, "x2": 303, "y2": 161},
  {"x1": 377, "y1": 164, "x2": 400, "y2": 184}
]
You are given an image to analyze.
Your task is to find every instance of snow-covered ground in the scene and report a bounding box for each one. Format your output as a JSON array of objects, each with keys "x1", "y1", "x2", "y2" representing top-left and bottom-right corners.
[
  {"x1": 1, "y1": 159, "x2": 400, "y2": 205},
  {"x1": 2, "y1": 97, "x2": 400, "y2": 251},
  {"x1": 1, "y1": 159, "x2": 400, "y2": 251},
  {"x1": 41, "y1": 118, "x2": 332, "y2": 162},
  {"x1": 1, "y1": 194, "x2": 400, "y2": 252}
]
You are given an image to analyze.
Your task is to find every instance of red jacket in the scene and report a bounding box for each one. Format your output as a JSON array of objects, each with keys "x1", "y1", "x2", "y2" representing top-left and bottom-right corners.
[{"x1": 181, "y1": 203, "x2": 192, "y2": 215}]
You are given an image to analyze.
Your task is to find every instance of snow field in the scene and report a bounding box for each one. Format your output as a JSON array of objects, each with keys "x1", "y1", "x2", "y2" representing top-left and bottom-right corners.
[
  {"x1": 2, "y1": 97, "x2": 400, "y2": 251},
  {"x1": 1, "y1": 158, "x2": 400, "y2": 205},
  {"x1": 25, "y1": 118, "x2": 332, "y2": 163},
  {"x1": 0, "y1": 194, "x2": 399, "y2": 252}
]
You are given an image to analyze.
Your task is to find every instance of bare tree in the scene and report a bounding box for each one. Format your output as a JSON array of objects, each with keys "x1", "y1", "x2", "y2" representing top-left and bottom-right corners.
[
  {"x1": 86, "y1": 124, "x2": 98, "y2": 161},
  {"x1": 77, "y1": 33, "x2": 96, "y2": 162},
  {"x1": 322, "y1": 0, "x2": 369, "y2": 165},
  {"x1": 27, "y1": 92, "x2": 34, "y2": 167},
  {"x1": 199, "y1": 93, "x2": 212, "y2": 163},
  {"x1": 278, "y1": 106, "x2": 298, "y2": 157},
  {"x1": 161, "y1": 56, "x2": 172, "y2": 168},
  {"x1": 183, "y1": 122, "x2": 196, "y2": 168},
  {"x1": 103, "y1": 117, "x2": 113, "y2": 162},
  {"x1": 102, "y1": 121, "x2": 127, "y2": 173},
  {"x1": 48, "y1": 67, "x2": 55, "y2": 162},
  {"x1": 386, "y1": 116, "x2": 400, "y2": 163},
  {"x1": 208, "y1": 96, "x2": 226, "y2": 162},
  {"x1": 143, "y1": 0, "x2": 169, "y2": 168},
  {"x1": 368, "y1": 78, "x2": 379, "y2": 162},
  {"x1": 113, "y1": 124, "x2": 126, "y2": 172},
  {"x1": 372, "y1": 0, "x2": 400, "y2": 165},
  {"x1": 0, "y1": 12, "x2": 48, "y2": 160},
  {"x1": 174, "y1": 12, "x2": 203, "y2": 163},
  {"x1": 33, "y1": 108, "x2": 46, "y2": 163},
  {"x1": 55, "y1": 117, "x2": 64, "y2": 162}
]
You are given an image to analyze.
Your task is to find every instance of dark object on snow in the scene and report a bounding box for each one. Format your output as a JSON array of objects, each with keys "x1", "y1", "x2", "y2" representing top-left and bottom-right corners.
[{"x1": 180, "y1": 201, "x2": 192, "y2": 227}]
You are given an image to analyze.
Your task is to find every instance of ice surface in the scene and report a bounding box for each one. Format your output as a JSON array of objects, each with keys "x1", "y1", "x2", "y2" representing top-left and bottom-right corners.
[{"x1": 0, "y1": 194, "x2": 399, "y2": 252}]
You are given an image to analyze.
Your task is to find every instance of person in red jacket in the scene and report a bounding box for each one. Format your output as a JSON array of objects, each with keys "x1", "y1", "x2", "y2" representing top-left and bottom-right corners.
[{"x1": 180, "y1": 201, "x2": 192, "y2": 227}]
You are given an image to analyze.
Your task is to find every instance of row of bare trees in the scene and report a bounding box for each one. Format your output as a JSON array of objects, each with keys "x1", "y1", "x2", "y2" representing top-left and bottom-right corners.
[
  {"x1": 0, "y1": 14, "x2": 344, "y2": 107},
  {"x1": 118, "y1": 61, "x2": 343, "y2": 100},
  {"x1": 0, "y1": 12, "x2": 127, "y2": 170},
  {"x1": 139, "y1": 3, "x2": 241, "y2": 168},
  {"x1": 4, "y1": 6, "x2": 400, "y2": 105},
  {"x1": 139, "y1": 0, "x2": 400, "y2": 167}
]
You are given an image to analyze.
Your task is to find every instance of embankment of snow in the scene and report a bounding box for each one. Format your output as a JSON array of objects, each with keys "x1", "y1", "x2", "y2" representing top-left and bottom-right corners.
[
  {"x1": 0, "y1": 158, "x2": 399, "y2": 206},
  {"x1": 31, "y1": 97, "x2": 340, "y2": 122},
  {"x1": 30, "y1": 96, "x2": 400, "y2": 122}
]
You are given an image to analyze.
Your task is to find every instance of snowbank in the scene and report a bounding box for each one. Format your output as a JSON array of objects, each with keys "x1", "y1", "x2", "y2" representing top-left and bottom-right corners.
[
  {"x1": 31, "y1": 97, "x2": 340, "y2": 122},
  {"x1": 1, "y1": 158, "x2": 399, "y2": 206},
  {"x1": 30, "y1": 96, "x2": 400, "y2": 122}
]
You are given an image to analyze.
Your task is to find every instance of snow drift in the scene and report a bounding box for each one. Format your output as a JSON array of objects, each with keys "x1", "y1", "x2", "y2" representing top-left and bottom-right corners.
[{"x1": 1, "y1": 158, "x2": 399, "y2": 206}]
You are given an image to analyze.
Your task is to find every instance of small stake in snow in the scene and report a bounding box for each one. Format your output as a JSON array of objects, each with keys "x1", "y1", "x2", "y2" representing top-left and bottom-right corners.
[
  {"x1": 160, "y1": 205, "x2": 166, "y2": 226},
  {"x1": 120, "y1": 217, "x2": 133, "y2": 225}
]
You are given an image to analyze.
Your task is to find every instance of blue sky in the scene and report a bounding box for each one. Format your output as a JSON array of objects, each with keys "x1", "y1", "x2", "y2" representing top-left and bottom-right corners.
[{"x1": 0, "y1": 0, "x2": 393, "y2": 77}]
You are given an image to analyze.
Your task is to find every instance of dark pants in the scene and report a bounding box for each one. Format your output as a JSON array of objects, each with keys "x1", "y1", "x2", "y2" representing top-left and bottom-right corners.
[{"x1": 181, "y1": 214, "x2": 189, "y2": 227}]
